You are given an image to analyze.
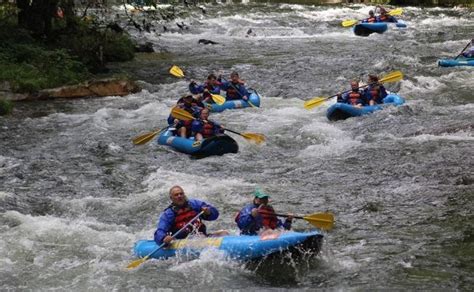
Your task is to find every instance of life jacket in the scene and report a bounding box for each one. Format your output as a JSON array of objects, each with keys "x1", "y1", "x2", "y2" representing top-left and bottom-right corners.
[
  {"x1": 348, "y1": 91, "x2": 363, "y2": 105},
  {"x1": 201, "y1": 121, "x2": 215, "y2": 138},
  {"x1": 170, "y1": 205, "x2": 205, "y2": 236},
  {"x1": 367, "y1": 16, "x2": 376, "y2": 23},
  {"x1": 179, "y1": 105, "x2": 196, "y2": 130},
  {"x1": 379, "y1": 15, "x2": 388, "y2": 22},
  {"x1": 226, "y1": 83, "x2": 241, "y2": 100},
  {"x1": 259, "y1": 206, "x2": 278, "y2": 229}
]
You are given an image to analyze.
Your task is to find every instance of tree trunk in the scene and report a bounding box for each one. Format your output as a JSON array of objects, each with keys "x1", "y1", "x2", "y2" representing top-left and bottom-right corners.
[{"x1": 16, "y1": 0, "x2": 59, "y2": 37}]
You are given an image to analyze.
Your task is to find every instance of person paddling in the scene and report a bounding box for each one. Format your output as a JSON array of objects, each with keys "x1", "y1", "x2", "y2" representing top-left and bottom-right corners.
[
  {"x1": 219, "y1": 71, "x2": 250, "y2": 101},
  {"x1": 235, "y1": 189, "x2": 293, "y2": 235},
  {"x1": 189, "y1": 73, "x2": 222, "y2": 103},
  {"x1": 461, "y1": 39, "x2": 474, "y2": 58},
  {"x1": 154, "y1": 186, "x2": 226, "y2": 245},
  {"x1": 167, "y1": 95, "x2": 201, "y2": 138},
  {"x1": 191, "y1": 108, "x2": 224, "y2": 141},
  {"x1": 362, "y1": 10, "x2": 377, "y2": 23},
  {"x1": 377, "y1": 6, "x2": 398, "y2": 23},
  {"x1": 337, "y1": 81, "x2": 368, "y2": 108},
  {"x1": 365, "y1": 75, "x2": 388, "y2": 105}
]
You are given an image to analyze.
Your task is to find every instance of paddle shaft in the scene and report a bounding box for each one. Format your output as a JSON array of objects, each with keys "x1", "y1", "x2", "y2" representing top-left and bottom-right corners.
[
  {"x1": 142, "y1": 211, "x2": 204, "y2": 260},
  {"x1": 455, "y1": 41, "x2": 472, "y2": 60},
  {"x1": 258, "y1": 210, "x2": 303, "y2": 220},
  {"x1": 171, "y1": 107, "x2": 250, "y2": 139},
  {"x1": 222, "y1": 128, "x2": 247, "y2": 138}
]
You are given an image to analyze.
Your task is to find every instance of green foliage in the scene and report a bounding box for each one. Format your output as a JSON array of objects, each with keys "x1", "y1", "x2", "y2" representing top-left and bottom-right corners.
[
  {"x1": 0, "y1": 16, "x2": 135, "y2": 92},
  {"x1": 0, "y1": 98, "x2": 13, "y2": 115},
  {"x1": 0, "y1": 41, "x2": 89, "y2": 93},
  {"x1": 104, "y1": 32, "x2": 135, "y2": 62},
  {"x1": 54, "y1": 21, "x2": 135, "y2": 72}
]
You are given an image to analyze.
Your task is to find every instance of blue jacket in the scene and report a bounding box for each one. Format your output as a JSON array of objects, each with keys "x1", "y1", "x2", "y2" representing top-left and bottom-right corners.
[
  {"x1": 364, "y1": 84, "x2": 388, "y2": 104},
  {"x1": 189, "y1": 82, "x2": 221, "y2": 95},
  {"x1": 154, "y1": 199, "x2": 219, "y2": 245},
  {"x1": 340, "y1": 90, "x2": 368, "y2": 106},
  {"x1": 235, "y1": 203, "x2": 291, "y2": 235},
  {"x1": 219, "y1": 81, "x2": 249, "y2": 100},
  {"x1": 462, "y1": 47, "x2": 474, "y2": 58}
]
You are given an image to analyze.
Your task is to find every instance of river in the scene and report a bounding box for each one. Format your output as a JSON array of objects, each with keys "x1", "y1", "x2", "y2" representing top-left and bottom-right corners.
[{"x1": 1, "y1": 3, "x2": 473, "y2": 290}]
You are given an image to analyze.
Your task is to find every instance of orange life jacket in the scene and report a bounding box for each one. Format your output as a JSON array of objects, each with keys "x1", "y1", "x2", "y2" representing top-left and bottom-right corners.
[
  {"x1": 348, "y1": 91, "x2": 362, "y2": 105},
  {"x1": 367, "y1": 16, "x2": 376, "y2": 23}
]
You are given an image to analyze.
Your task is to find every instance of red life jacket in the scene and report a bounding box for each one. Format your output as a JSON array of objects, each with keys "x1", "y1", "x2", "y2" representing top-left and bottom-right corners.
[
  {"x1": 348, "y1": 91, "x2": 362, "y2": 105},
  {"x1": 379, "y1": 15, "x2": 388, "y2": 21},
  {"x1": 226, "y1": 83, "x2": 240, "y2": 100},
  {"x1": 259, "y1": 206, "x2": 278, "y2": 229},
  {"x1": 201, "y1": 121, "x2": 215, "y2": 138},
  {"x1": 367, "y1": 16, "x2": 376, "y2": 23},
  {"x1": 171, "y1": 206, "x2": 204, "y2": 235},
  {"x1": 180, "y1": 106, "x2": 195, "y2": 130}
]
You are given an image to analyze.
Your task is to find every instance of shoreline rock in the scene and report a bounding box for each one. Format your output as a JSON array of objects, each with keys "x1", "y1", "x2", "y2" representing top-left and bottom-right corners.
[{"x1": 1, "y1": 78, "x2": 141, "y2": 101}]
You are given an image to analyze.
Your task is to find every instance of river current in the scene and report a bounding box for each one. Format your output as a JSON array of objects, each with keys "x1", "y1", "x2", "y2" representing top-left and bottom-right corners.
[{"x1": 1, "y1": 3, "x2": 473, "y2": 290}]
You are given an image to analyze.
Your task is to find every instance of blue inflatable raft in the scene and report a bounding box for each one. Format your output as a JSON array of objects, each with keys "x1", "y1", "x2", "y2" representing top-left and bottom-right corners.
[
  {"x1": 157, "y1": 129, "x2": 238, "y2": 158},
  {"x1": 133, "y1": 230, "x2": 323, "y2": 261},
  {"x1": 438, "y1": 57, "x2": 474, "y2": 67},
  {"x1": 354, "y1": 23, "x2": 387, "y2": 36},
  {"x1": 204, "y1": 89, "x2": 261, "y2": 113},
  {"x1": 326, "y1": 93, "x2": 405, "y2": 121},
  {"x1": 353, "y1": 21, "x2": 406, "y2": 37}
]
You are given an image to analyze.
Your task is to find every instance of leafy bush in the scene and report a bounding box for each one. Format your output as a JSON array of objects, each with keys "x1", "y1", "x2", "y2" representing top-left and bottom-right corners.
[
  {"x1": 0, "y1": 98, "x2": 13, "y2": 115},
  {"x1": 0, "y1": 42, "x2": 89, "y2": 92}
]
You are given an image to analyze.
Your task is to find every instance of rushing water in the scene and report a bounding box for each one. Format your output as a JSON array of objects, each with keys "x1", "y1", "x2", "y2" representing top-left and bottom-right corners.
[{"x1": 1, "y1": 3, "x2": 473, "y2": 290}]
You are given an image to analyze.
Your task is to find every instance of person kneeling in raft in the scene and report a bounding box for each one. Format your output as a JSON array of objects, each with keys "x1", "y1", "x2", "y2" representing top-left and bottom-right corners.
[
  {"x1": 191, "y1": 108, "x2": 225, "y2": 141},
  {"x1": 189, "y1": 73, "x2": 222, "y2": 104},
  {"x1": 235, "y1": 189, "x2": 293, "y2": 235},
  {"x1": 337, "y1": 81, "x2": 369, "y2": 108},
  {"x1": 154, "y1": 185, "x2": 228, "y2": 245}
]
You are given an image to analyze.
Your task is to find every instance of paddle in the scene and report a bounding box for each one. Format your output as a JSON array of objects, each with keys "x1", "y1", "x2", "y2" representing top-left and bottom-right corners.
[
  {"x1": 304, "y1": 70, "x2": 403, "y2": 110},
  {"x1": 169, "y1": 65, "x2": 226, "y2": 105},
  {"x1": 127, "y1": 210, "x2": 205, "y2": 270},
  {"x1": 170, "y1": 107, "x2": 266, "y2": 144},
  {"x1": 258, "y1": 210, "x2": 334, "y2": 231},
  {"x1": 341, "y1": 8, "x2": 403, "y2": 27},
  {"x1": 220, "y1": 76, "x2": 258, "y2": 108},
  {"x1": 132, "y1": 126, "x2": 169, "y2": 145},
  {"x1": 454, "y1": 41, "x2": 472, "y2": 60}
]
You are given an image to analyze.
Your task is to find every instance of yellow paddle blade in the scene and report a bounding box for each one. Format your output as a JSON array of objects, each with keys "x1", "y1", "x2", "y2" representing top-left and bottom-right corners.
[
  {"x1": 169, "y1": 65, "x2": 184, "y2": 78},
  {"x1": 388, "y1": 8, "x2": 403, "y2": 16},
  {"x1": 132, "y1": 130, "x2": 160, "y2": 145},
  {"x1": 126, "y1": 256, "x2": 149, "y2": 270},
  {"x1": 170, "y1": 107, "x2": 195, "y2": 121},
  {"x1": 342, "y1": 19, "x2": 358, "y2": 27},
  {"x1": 241, "y1": 132, "x2": 266, "y2": 144},
  {"x1": 303, "y1": 213, "x2": 335, "y2": 231},
  {"x1": 304, "y1": 97, "x2": 327, "y2": 110},
  {"x1": 379, "y1": 70, "x2": 403, "y2": 84},
  {"x1": 211, "y1": 94, "x2": 226, "y2": 105}
]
